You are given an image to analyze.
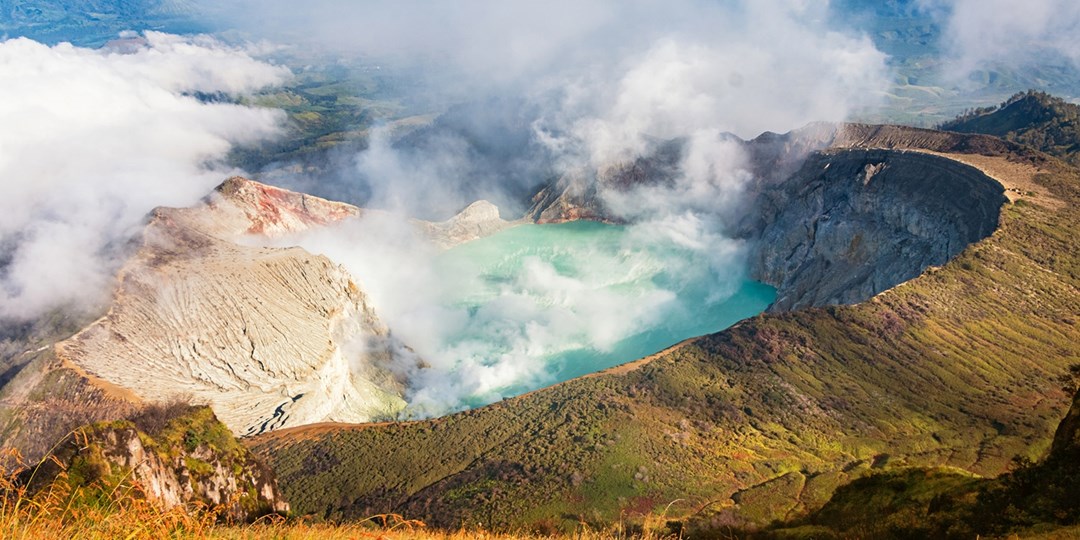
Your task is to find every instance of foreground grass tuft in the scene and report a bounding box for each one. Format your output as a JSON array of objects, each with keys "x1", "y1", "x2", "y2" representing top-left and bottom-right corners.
[{"x1": 0, "y1": 445, "x2": 219, "y2": 539}]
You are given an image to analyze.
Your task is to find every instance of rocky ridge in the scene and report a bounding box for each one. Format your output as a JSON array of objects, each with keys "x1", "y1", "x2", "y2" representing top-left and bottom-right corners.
[{"x1": 21, "y1": 406, "x2": 288, "y2": 523}]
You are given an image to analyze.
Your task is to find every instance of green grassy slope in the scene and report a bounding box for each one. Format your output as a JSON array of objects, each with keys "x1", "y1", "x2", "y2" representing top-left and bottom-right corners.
[
  {"x1": 251, "y1": 128, "x2": 1080, "y2": 532},
  {"x1": 752, "y1": 386, "x2": 1080, "y2": 539}
]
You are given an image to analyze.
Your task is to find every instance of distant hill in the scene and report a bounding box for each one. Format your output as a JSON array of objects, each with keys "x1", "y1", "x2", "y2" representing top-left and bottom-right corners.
[{"x1": 940, "y1": 90, "x2": 1080, "y2": 166}]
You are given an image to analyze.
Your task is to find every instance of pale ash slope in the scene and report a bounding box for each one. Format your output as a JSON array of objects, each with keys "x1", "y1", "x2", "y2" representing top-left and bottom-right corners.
[
  {"x1": 423, "y1": 200, "x2": 517, "y2": 249},
  {"x1": 54, "y1": 178, "x2": 512, "y2": 437}
]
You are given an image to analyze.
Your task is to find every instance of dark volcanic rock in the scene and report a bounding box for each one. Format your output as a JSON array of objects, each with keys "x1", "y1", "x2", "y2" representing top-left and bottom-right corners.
[
  {"x1": 751, "y1": 149, "x2": 1006, "y2": 311},
  {"x1": 1051, "y1": 388, "x2": 1080, "y2": 457}
]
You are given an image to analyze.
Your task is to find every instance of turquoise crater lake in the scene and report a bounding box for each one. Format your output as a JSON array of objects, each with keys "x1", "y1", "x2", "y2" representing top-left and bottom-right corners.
[{"x1": 407, "y1": 220, "x2": 775, "y2": 413}]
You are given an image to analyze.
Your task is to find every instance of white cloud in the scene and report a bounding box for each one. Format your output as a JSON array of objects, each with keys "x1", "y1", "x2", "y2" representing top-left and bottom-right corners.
[
  {"x1": 925, "y1": 0, "x2": 1080, "y2": 78},
  {"x1": 541, "y1": 5, "x2": 888, "y2": 166},
  {"x1": 220, "y1": 0, "x2": 889, "y2": 135},
  {"x1": 0, "y1": 32, "x2": 289, "y2": 320},
  {"x1": 292, "y1": 0, "x2": 889, "y2": 221}
]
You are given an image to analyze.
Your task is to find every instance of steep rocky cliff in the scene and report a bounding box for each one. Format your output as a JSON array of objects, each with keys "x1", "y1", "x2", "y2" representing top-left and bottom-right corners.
[
  {"x1": 751, "y1": 149, "x2": 1006, "y2": 310},
  {"x1": 21, "y1": 406, "x2": 288, "y2": 523},
  {"x1": 524, "y1": 123, "x2": 1014, "y2": 312}
]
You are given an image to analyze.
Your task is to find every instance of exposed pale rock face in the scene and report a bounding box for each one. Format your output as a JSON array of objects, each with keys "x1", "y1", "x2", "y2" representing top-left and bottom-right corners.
[
  {"x1": 58, "y1": 178, "x2": 412, "y2": 436},
  {"x1": 422, "y1": 199, "x2": 516, "y2": 248},
  {"x1": 211, "y1": 176, "x2": 360, "y2": 237},
  {"x1": 21, "y1": 409, "x2": 289, "y2": 523}
]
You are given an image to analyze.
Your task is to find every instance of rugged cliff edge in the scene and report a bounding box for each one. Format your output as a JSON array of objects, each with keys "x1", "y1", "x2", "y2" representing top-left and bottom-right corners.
[
  {"x1": 20, "y1": 406, "x2": 288, "y2": 523},
  {"x1": 752, "y1": 149, "x2": 1005, "y2": 310}
]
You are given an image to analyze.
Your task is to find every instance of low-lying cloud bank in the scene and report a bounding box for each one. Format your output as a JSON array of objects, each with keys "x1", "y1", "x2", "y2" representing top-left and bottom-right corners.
[
  {"x1": 0, "y1": 32, "x2": 289, "y2": 320},
  {"x1": 922, "y1": 0, "x2": 1080, "y2": 80}
]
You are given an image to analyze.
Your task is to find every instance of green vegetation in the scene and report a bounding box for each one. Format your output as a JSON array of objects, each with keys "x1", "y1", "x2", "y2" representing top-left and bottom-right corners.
[
  {"x1": 940, "y1": 90, "x2": 1080, "y2": 166},
  {"x1": 742, "y1": 386, "x2": 1080, "y2": 539},
  {"x1": 9, "y1": 391, "x2": 1080, "y2": 539},
  {"x1": 787, "y1": 468, "x2": 984, "y2": 539},
  {"x1": 133, "y1": 403, "x2": 243, "y2": 461},
  {"x1": 12, "y1": 403, "x2": 283, "y2": 530}
]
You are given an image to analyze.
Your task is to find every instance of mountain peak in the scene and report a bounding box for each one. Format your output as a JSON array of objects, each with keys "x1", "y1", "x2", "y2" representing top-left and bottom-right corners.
[{"x1": 211, "y1": 176, "x2": 359, "y2": 237}]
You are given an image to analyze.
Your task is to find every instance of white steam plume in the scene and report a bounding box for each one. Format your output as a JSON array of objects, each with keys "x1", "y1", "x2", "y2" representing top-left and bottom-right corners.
[
  {"x1": 921, "y1": 0, "x2": 1080, "y2": 80},
  {"x1": 549, "y1": 16, "x2": 888, "y2": 166},
  {"x1": 0, "y1": 32, "x2": 289, "y2": 320},
  {"x1": 283, "y1": 210, "x2": 752, "y2": 417},
  {"x1": 216, "y1": 0, "x2": 889, "y2": 219}
]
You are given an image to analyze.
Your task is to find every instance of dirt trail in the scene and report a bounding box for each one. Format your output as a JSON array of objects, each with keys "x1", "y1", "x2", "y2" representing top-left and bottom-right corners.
[{"x1": 921, "y1": 150, "x2": 1063, "y2": 210}]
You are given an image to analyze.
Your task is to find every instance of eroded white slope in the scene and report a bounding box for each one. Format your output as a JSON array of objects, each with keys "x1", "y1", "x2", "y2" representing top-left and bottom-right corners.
[{"x1": 58, "y1": 178, "x2": 412, "y2": 435}]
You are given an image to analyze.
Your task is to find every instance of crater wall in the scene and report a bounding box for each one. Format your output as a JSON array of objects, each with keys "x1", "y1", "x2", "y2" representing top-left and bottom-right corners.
[{"x1": 751, "y1": 148, "x2": 1007, "y2": 311}]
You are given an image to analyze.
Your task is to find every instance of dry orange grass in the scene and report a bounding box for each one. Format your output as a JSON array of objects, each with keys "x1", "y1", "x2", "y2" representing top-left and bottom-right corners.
[
  {"x1": 211, "y1": 519, "x2": 676, "y2": 540},
  {"x1": 0, "y1": 444, "x2": 674, "y2": 540},
  {"x1": 0, "y1": 443, "x2": 222, "y2": 539}
]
